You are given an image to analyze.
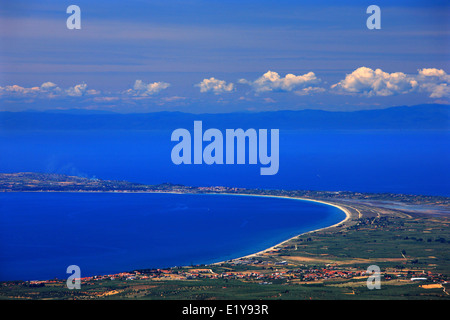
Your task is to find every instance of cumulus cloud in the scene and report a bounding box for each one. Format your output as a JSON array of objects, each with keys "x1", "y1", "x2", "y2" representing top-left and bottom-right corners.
[
  {"x1": 195, "y1": 77, "x2": 234, "y2": 94},
  {"x1": 239, "y1": 70, "x2": 322, "y2": 94},
  {"x1": 416, "y1": 68, "x2": 450, "y2": 98},
  {"x1": 125, "y1": 80, "x2": 171, "y2": 96},
  {"x1": 0, "y1": 84, "x2": 39, "y2": 96},
  {"x1": 1, "y1": 68, "x2": 448, "y2": 108},
  {"x1": 0, "y1": 82, "x2": 94, "y2": 98},
  {"x1": 40, "y1": 82, "x2": 59, "y2": 92},
  {"x1": 295, "y1": 87, "x2": 326, "y2": 96},
  {"x1": 331, "y1": 67, "x2": 418, "y2": 97},
  {"x1": 161, "y1": 96, "x2": 187, "y2": 102},
  {"x1": 331, "y1": 67, "x2": 450, "y2": 98},
  {"x1": 66, "y1": 83, "x2": 88, "y2": 97}
]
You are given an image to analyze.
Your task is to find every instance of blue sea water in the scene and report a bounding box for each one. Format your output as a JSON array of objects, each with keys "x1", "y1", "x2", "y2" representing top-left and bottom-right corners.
[
  {"x1": 0, "y1": 130, "x2": 448, "y2": 196},
  {"x1": 0, "y1": 129, "x2": 448, "y2": 280},
  {"x1": 0, "y1": 192, "x2": 344, "y2": 281}
]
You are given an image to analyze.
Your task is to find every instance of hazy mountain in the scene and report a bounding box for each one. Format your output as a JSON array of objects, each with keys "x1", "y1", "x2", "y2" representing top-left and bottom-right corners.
[{"x1": 0, "y1": 104, "x2": 448, "y2": 131}]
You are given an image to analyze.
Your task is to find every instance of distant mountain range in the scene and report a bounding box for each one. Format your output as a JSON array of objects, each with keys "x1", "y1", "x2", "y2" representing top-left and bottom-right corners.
[{"x1": 0, "y1": 104, "x2": 448, "y2": 131}]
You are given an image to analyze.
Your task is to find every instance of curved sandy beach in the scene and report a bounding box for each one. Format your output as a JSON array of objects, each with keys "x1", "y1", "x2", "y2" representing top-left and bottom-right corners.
[
  {"x1": 207, "y1": 193, "x2": 352, "y2": 265},
  {"x1": 12, "y1": 190, "x2": 352, "y2": 269}
]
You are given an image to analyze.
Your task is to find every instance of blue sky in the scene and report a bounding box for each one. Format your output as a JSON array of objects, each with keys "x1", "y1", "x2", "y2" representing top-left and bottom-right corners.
[{"x1": 0, "y1": 0, "x2": 449, "y2": 113}]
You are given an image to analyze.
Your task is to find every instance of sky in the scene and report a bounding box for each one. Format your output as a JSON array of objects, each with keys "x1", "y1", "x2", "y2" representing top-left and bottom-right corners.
[{"x1": 0, "y1": 0, "x2": 449, "y2": 113}]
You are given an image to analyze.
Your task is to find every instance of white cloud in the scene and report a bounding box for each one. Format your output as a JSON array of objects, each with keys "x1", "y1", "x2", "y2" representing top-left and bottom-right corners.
[
  {"x1": 0, "y1": 82, "x2": 92, "y2": 98},
  {"x1": 263, "y1": 97, "x2": 276, "y2": 103},
  {"x1": 66, "y1": 83, "x2": 88, "y2": 97},
  {"x1": 239, "y1": 70, "x2": 322, "y2": 94},
  {"x1": 1, "y1": 68, "x2": 448, "y2": 107},
  {"x1": 93, "y1": 96, "x2": 120, "y2": 102},
  {"x1": 295, "y1": 87, "x2": 326, "y2": 96},
  {"x1": 331, "y1": 67, "x2": 450, "y2": 98},
  {"x1": 0, "y1": 84, "x2": 37, "y2": 96},
  {"x1": 161, "y1": 96, "x2": 187, "y2": 102},
  {"x1": 195, "y1": 77, "x2": 234, "y2": 94},
  {"x1": 40, "y1": 82, "x2": 59, "y2": 91},
  {"x1": 416, "y1": 68, "x2": 450, "y2": 98},
  {"x1": 126, "y1": 80, "x2": 171, "y2": 96},
  {"x1": 331, "y1": 67, "x2": 419, "y2": 97}
]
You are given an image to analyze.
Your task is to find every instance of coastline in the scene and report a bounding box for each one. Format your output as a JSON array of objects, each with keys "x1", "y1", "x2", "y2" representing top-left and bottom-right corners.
[
  {"x1": 129, "y1": 191, "x2": 353, "y2": 267},
  {"x1": 1, "y1": 190, "x2": 352, "y2": 278},
  {"x1": 206, "y1": 193, "x2": 352, "y2": 265},
  {"x1": 2, "y1": 191, "x2": 449, "y2": 300}
]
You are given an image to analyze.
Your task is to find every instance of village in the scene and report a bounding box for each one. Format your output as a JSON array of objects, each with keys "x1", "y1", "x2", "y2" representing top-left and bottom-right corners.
[{"x1": 9, "y1": 257, "x2": 445, "y2": 294}]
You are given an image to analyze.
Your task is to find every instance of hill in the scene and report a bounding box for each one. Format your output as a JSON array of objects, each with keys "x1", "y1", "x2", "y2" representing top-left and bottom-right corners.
[{"x1": 0, "y1": 104, "x2": 448, "y2": 131}]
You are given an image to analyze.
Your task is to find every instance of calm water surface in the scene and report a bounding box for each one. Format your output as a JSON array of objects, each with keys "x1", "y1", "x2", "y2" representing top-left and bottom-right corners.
[
  {"x1": 0, "y1": 192, "x2": 344, "y2": 281},
  {"x1": 1, "y1": 130, "x2": 448, "y2": 196}
]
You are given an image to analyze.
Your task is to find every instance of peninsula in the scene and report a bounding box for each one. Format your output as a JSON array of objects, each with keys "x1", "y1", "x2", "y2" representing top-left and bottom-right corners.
[{"x1": 0, "y1": 172, "x2": 449, "y2": 300}]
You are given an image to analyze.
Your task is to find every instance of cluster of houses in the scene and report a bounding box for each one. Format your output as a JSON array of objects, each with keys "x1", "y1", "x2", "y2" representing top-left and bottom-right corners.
[
  {"x1": 196, "y1": 186, "x2": 242, "y2": 192},
  {"x1": 17, "y1": 258, "x2": 447, "y2": 289}
]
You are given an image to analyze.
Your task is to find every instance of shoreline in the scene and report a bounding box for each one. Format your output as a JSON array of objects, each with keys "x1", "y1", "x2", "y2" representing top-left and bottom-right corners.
[
  {"x1": 205, "y1": 193, "x2": 352, "y2": 265},
  {"x1": 1, "y1": 190, "x2": 352, "y2": 279},
  {"x1": 135, "y1": 191, "x2": 352, "y2": 265}
]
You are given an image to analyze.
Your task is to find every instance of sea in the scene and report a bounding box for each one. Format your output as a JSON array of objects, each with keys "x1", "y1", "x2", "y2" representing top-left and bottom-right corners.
[
  {"x1": 0, "y1": 192, "x2": 344, "y2": 281},
  {"x1": 0, "y1": 130, "x2": 448, "y2": 196},
  {"x1": 0, "y1": 129, "x2": 448, "y2": 280}
]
